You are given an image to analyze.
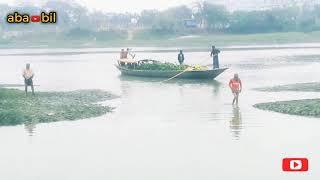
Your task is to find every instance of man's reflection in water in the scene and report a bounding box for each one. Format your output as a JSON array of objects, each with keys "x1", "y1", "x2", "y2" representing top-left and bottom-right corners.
[
  {"x1": 211, "y1": 80, "x2": 221, "y2": 97},
  {"x1": 230, "y1": 106, "x2": 242, "y2": 140},
  {"x1": 24, "y1": 120, "x2": 37, "y2": 136}
]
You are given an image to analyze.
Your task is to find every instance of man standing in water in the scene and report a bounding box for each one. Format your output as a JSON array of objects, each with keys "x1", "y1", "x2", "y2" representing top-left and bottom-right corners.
[
  {"x1": 178, "y1": 50, "x2": 185, "y2": 65},
  {"x1": 229, "y1": 73, "x2": 242, "y2": 105},
  {"x1": 23, "y1": 63, "x2": 35, "y2": 96},
  {"x1": 210, "y1": 46, "x2": 221, "y2": 69}
]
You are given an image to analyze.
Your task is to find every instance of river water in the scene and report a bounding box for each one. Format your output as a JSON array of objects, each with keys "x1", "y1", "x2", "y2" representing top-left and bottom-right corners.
[{"x1": 0, "y1": 45, "x2": 319, "y2": 179}]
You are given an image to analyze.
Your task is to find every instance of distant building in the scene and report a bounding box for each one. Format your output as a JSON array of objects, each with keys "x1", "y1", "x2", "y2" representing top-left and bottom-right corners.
[
  {"x1": 184, "y1": 19, "x2": 198, "y2": 28},
  {"x1": 3, "y1": 31, "x2": 23, "y2": 39},
  {"x1": 131, "y1": 18, "x2": 138, "y2": 25}
]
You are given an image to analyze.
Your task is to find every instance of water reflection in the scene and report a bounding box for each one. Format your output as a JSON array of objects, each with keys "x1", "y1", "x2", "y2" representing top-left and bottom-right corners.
[
  {"x1": 119, "y1": 75, "x2": 161, "y2": 83},
  {"x1": 24, "y1": 120, "x2": 37, "y2": 136},
  {"x1": 119, "y1": 75, "x2": 222, "y2": 85},
  {"x1": 211, "y1": 80, "x2": 222, "y2": 97},
  {"x1": 229, "y1": 106, "x2": 243, "y2": 140}
]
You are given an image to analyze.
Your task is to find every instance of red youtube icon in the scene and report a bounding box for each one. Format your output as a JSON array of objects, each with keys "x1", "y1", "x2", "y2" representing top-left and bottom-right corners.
[
  {"x1": 282, "y1": 158, "x2": 308, "y2": 172},
  {"x1": 31, "y1": 15, "x2": 40, "y2": 22}
]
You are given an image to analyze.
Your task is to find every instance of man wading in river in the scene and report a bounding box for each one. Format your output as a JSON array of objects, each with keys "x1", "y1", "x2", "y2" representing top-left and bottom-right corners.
[
  {"x1": 229, "y1": 74, "x2": 242, "y2": 105},
  {"x1": 23, "y1": 63, "x2": 35, "y2": 96}
]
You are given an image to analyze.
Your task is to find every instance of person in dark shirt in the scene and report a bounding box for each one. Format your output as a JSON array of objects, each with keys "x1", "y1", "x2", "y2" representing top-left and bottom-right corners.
[
  {"x1": 178, "y1": 50, "x2": 185, "y2": 65},
  {"x1": 210, "y1": 46, "x2": 221, "y2": 69}
]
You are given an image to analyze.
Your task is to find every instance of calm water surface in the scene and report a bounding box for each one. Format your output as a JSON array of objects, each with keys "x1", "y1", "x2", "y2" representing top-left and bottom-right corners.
[{"x1": 0, "y1": 46, "x2": 320, "y2": 179}]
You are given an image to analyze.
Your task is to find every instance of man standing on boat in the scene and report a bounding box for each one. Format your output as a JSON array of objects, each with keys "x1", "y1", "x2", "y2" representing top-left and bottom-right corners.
[
  {"x1": 23, "y1": 63, "x2": 35, "y2": 96},
  {"x1": 178, "y1": 50, "x2": 185, "y2": 65},
  {"x1": 210, "y1": 46, "x2": 220, "y2": 69},
  {"x1": 229, "y1": 73, "x2": 242, "y2": 105},
  {"x1": 120, "y1": 49, "x2": 126, "y2": 59},
  {"x1": 126, "y1": 48, "x2": 136, "y2": 59}
]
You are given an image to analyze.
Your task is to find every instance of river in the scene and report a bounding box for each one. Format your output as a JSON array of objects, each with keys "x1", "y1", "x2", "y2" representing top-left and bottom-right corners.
[{"x1": 0, "y1": 45, "x2": 319, "y2": 179}]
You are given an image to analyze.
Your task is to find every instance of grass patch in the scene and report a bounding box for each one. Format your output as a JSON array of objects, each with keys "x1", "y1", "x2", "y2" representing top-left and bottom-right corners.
[
  {"x1": 254, "y1": 99, "x2": 320, "y2": 118},
  {"x1": 255, "y1": 82, "x2": 320, "y2": 92},
  {"x1": 125, "y1": 31, "x2": 320, "y2": 47},
  {"x1": 0, "y1": 88, "x2": 117, "y2": 126}
]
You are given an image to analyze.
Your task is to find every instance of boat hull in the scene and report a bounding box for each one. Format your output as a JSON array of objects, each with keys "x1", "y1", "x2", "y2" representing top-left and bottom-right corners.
[{"x1": 116, "y1": 65, "x2": 228, "y2": 79}]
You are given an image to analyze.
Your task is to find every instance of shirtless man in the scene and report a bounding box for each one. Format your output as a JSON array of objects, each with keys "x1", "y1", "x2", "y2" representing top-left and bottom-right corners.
[
  {"x1": 229, "y1": 73, "x2": 242, "y2": 105},
  {"x1": 120, "y1": 49, "x2": 126, "y2": 59},
  {"x1": 23, "y1": 63, "x2": 35, "y2": 96}
]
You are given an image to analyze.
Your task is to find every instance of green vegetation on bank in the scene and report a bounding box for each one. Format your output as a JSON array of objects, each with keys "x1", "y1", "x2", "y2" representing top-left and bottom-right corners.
[
  {"x1": 254, "y1": 82, "x2": 320, "y2": 117},
  {"x1": 135, "y1": 61, "x2": 190, "y2": 71},
  {"x1": 255, "y1": 82, "x2": 320, "y2": 92},
  {"x1": 254, "y1": 99, "x2": 320, "y2": 118},
  {"x1": 2, "y1": 31, "x2": 320, "y2": 48},
  {"x1": 0, "y1": 88, "x2": 117, "y2": 126}
]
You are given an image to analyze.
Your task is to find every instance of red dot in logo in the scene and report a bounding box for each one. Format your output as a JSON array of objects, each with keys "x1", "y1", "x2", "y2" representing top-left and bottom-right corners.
[{"x1": 31, "y1": 15, "x2": 40, "y2": 22}]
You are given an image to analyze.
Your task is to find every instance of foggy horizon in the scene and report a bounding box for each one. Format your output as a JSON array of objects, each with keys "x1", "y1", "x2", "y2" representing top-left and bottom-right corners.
[{"x1": 1, "y1": 0, "x2": 319, "y2": 13}]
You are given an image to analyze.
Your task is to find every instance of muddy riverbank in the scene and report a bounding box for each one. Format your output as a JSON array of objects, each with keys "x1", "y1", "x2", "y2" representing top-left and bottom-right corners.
[{"x1": 0, "y1": 88, "x2": 117, "y2": 126}]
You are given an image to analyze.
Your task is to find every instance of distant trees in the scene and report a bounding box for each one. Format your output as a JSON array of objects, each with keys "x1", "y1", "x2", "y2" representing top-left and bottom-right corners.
[
  {"x1": 228, "y1": 11, "x2": 279, "y2": 33},
  {"x1": 139, "y1": 10, "x2": 158, "y2": 27},
  {"x1": 202, "y1": 2, "x2": 229, "y2": 31},
  {"x1": 136, "y1": 1, "x2": 320, "y2": 35},
  {"x1": 146, "y1": 6, "x2": 193, "y2": 35},
  {"x1": 0, "y1": 0, "x2": 320, "y2": 39}
]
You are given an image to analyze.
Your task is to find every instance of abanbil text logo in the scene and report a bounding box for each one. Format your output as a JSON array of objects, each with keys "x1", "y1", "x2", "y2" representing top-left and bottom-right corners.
[{"x1": 7, "y1": 12, "x2": 57, "y2": 23}]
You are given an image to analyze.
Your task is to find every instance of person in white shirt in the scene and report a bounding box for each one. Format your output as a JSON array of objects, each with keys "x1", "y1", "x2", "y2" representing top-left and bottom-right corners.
[{"x1": 22, "y1": 63, "x2": 35, "y2": 95}]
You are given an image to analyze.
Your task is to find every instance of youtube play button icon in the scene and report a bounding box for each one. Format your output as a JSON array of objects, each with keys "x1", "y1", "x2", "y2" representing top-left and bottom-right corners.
[
  {"x1": 31, "y1": 15, "x2": 40, "y2": 22},
  {"x1": 291, "y1": 160, "x2": 302, "y2": 169},
  {"x1": 283, "y1": 158, "x2": 308, "y2": 172}
]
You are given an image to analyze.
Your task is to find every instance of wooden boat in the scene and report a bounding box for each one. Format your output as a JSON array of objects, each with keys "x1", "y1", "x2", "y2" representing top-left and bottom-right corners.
[{"x1": 116, "y1": 59, "x2": 228, "y2": 79}]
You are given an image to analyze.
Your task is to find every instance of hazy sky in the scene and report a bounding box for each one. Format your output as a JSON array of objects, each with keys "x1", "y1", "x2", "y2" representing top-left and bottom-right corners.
[
  {"x1": 0, "y1": 0, "x2": 315, "y2": 12},
  {"x1": 79, "y1": 0, "x2": 196, "y2": 12},
  {"x1": 0, "y1": 0, "x2": 197, "y2": 12}
]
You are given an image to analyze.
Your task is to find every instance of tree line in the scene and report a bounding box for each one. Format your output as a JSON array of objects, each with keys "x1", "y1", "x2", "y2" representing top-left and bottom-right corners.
[
  {"x1": 140, "y1": 1, "x2": 320, "y2": 34},
  {"x1": 0, "y1": 0, "x2": 320, "y2": 41}
]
